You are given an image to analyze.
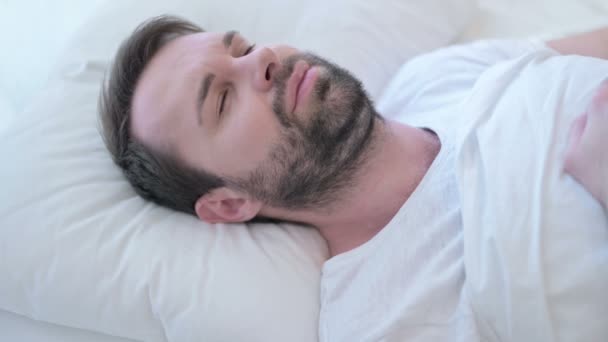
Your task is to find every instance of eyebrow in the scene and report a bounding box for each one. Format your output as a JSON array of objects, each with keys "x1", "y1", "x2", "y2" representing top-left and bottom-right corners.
[
  {"x1": 223, "y1": 30, "x2": 238, "y2": 49},
  {"x1": 196, "y1": 73, "x2": 216, "y2": 126},
  {"x1": 195, "y1": 31, "x2": 239, "y2": 126}
]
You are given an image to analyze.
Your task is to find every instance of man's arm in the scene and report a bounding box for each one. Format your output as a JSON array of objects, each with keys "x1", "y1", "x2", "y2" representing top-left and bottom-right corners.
[{"x1": 547, "y1": 26, "x2": 608, "y2": 60}]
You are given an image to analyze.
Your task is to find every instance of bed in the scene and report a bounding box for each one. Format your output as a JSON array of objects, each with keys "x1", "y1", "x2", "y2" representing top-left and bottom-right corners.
[{"x1": 1, "y1": 0, "x2": 607, "y2": 341}]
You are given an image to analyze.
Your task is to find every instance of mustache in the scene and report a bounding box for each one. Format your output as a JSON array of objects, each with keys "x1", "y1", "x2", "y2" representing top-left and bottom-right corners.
[
  {"x1": 271, "y1": 52, "x2": 335, "y2": 128},
  {"x1": 272, "y1": 54, "x2": 300, "y2": 86},
  {"x1": 270, "y1": 53, "x2": 307, "y2": 128}
]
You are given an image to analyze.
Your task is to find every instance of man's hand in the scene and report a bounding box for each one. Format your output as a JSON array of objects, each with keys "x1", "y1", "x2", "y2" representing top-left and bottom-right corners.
[
  {"x1": 564, "y1": 81, "x2": 608, "y2": 208},
  {"x1": 548, "y1": 26, "x2": 608, "y2": 60}
]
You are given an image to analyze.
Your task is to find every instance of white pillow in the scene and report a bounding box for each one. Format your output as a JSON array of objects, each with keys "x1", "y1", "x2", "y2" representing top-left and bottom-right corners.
[
  {"x1": 0, "y1": 1, "x2": 105, "y2": 110},
  {"x1": 59, "y1": 0, "x2": 476, "y2": 101},
  {"x1": 0, "y1": 0, "x2": 476, "y2": 341},
  {"x1": 0, "y1": 91, "x2": 15, "y2": 134}
]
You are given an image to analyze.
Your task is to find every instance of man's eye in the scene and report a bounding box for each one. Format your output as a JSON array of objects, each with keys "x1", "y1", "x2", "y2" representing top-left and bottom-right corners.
[
  {"x1": 243, "y1": 44, "x2": 256, "y2": 56},
  {"x1": 219, "y1": 90, "x2": 228, "y2": 116}
]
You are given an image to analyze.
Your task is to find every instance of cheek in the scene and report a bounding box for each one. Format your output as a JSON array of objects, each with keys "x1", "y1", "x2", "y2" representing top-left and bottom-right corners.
[{"x1": 214, "y1": 98, "x2": 281, "y2": 175}]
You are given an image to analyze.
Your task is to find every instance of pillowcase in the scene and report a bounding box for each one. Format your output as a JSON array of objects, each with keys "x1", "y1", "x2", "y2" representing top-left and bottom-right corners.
[
  {"x1": 0, "y1": 0, "x2": 476, "y2": 341},
  {"x1": 0, "y1": 1, "x2": 106, "y2": 110},
  {"x1": 0, "y1": 91, "x2": 15, "y2": 135}
]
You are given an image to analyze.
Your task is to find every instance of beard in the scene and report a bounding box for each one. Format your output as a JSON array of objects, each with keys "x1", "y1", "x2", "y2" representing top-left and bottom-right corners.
[{"x1": 230, "y1": 52, "x2": 383, "y2": 211}]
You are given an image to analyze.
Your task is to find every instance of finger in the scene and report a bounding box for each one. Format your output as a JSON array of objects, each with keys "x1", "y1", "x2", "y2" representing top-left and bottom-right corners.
[
  {"x1": 588, "y1": 81, "x2": 608, "y2": 122},
  {"x1": 581, "y1": 82, "x2": 608, "y2": 146},
  {"x1": 592, "y1": 80, "x2": 608, "y2": 106},
  {"x1": 563, "y1": 112, "x2": 588, "y2": 174},
  {"x1": 565, "y1": 112, "x2": 588, "y2": 154}
]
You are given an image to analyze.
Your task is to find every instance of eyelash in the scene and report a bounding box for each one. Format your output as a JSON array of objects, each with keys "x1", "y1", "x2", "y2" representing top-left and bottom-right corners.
[
  {"x1": 243, "y1": 44, "x2": 256, "y2": 56},
  {"x1": 219, "y1": 89, "x2": 228, "y2": 115},
  {"x1": 219, "y1": 44, "x2": 256, "y2": 116}
]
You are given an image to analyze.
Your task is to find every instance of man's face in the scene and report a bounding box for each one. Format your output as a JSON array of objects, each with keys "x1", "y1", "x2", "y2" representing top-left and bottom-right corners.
[{"x1": 132, "y1": 31, "x2": 378, "y2": 210}]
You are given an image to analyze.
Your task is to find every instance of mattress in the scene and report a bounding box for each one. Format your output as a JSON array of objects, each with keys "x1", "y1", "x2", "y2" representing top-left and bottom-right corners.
[{"x1": 1, "y1": 0, "x2": 606, "y2": 340}]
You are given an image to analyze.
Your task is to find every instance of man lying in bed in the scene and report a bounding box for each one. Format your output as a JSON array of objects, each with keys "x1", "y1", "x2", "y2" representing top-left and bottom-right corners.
[{"x1": 98, "y1": 16, "x2": 607, "y2": 341}]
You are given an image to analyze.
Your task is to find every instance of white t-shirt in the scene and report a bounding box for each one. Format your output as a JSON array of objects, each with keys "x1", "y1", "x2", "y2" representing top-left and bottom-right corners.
[{"x1": 318, "y1": 40, "x2": 554, "y2": 342}]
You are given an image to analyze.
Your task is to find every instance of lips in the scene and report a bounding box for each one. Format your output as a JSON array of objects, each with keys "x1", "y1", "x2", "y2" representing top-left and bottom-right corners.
[
  {"x1": 286, "y1": 61, "x2": 310, "y2": 113},
  {"x1": 295, "y1": 67, "x2": 319, "y2": 111}
]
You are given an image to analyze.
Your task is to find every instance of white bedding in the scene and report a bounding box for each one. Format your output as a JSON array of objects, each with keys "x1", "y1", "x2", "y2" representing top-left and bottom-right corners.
[
  {"x1": 0, "y1": 309, "x2": 135, "y2": 342},
  {"x1": 0, "y1": 0, "x2": 105, "y2": 110},
  {"x1": 1, "y1": 0, "x2": 607, "y2": 341},
  {"x1": 459, "y1": 0, "x2": 608, "y2": 42},
  {"x1": 0, "y1": 93, "x2": 14, "y2": 135},
  {"x1": 457, "y1": 49, "x2": 608, "y2": 341}
]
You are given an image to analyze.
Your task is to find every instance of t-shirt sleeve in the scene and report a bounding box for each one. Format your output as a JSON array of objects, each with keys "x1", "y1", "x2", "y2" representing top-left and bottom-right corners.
[{"x1": 377, "y1": 39, "x2": 557, "y2": 118}]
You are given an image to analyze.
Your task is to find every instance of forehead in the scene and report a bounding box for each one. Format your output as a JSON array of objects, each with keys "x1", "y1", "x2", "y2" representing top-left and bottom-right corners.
[
  {"x1": 130, "y1": 31, "x2": 225, "y2": 149},
  {"x1": 161, "y1": 31, "x2": 227, "y2": 66},
  {"x1": 140, "y1": 31, "x2": 226, "y2": 88}
]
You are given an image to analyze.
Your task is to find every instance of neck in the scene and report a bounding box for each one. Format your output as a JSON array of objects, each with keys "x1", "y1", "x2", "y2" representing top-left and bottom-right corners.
[{"x1": 259, "y1": 118, "x2": 441, "y2": 257}]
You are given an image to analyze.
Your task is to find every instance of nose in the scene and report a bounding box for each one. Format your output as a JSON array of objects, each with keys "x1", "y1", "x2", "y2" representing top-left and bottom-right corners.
[{"x1": 245, "y1": 46, "x2": 278, "y2": 92}]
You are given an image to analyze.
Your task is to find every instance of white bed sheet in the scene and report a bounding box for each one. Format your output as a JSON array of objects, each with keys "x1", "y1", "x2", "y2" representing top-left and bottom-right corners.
[{"x1": 1, "y1": 0, "x2": 606, "y2": 340}]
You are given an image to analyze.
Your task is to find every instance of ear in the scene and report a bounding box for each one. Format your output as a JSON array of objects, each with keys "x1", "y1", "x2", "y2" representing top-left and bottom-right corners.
[{"x1": 194, "y1": 187, "x2": 263, "y2": 223}]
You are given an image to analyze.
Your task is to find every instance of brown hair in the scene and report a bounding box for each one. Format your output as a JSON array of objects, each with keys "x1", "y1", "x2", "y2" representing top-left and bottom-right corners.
[{"x1": 98, "y1": 15, "x2": 226, "y2": 215}]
